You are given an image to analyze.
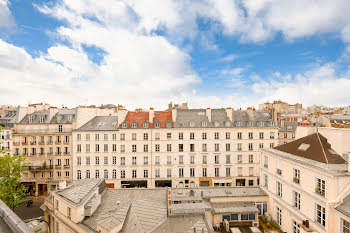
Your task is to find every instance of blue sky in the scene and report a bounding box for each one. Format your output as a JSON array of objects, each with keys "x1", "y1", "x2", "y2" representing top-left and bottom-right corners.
[{"x1": 1, "y1": 0, "x2": 350, "y2": 109}]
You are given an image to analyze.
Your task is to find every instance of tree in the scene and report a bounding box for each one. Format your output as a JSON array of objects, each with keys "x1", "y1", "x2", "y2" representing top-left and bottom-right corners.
[{"x1": 0, "y1": 144, "x2": 28, "y2": 210}]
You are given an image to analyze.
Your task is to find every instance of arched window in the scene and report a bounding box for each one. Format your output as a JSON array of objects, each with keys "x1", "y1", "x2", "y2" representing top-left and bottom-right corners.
[
  {"x1": 154, "y1": 121, "x2": 160, "y2": 128},
  {"x1": 190, "y1": 181, "x2": 195, "y2": 188},
  {"x1": 189, "y1": 121, "x2": 195, "y2": 127},
  {"x1": 77, "y1": 170, "x2": 81, "y2": 180},
  {"x1": 104, "y1": 169, "x2": 108, "y2": 179},
  {"x1": 86, "y1": 170, "x2": 90, "y2": 178},
  {"x1": 201, "y1": 121, "x2": 207, "y2": 127},
  {"x1": 112, "y1": 169, "x2": 117, "y2": 179},
  {"x1": 95, "y1": 170, "x2": 99, "y2": 178}
]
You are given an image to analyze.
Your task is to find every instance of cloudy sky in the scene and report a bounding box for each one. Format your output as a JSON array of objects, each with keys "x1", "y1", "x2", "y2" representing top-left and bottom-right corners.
[{"x1": 1, "y1": 0, "x2": 350, "y2": 109}]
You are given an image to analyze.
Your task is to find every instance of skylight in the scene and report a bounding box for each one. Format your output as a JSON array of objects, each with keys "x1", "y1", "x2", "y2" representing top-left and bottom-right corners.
[
  {"x1": 328, "y1": 149, "x2": 337, "y2": 155},
  {"x1": 298, "y1": 143, "x2": 310, "y2": 151}
]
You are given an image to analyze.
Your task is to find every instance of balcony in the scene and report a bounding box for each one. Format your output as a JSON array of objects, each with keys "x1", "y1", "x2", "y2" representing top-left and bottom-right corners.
[
  {"x1": 293, "y1": 177, "x2": 300, "y2": 184},
  {"x1": 14, "y1": 129, "x2": 72, "y2": 134},
  {"x1": 64, "y1": 165, "x2": 70, "y2": 169},
  {"x1": 30, "y1": 153, "x2": 37, "y2": 156},
  {"x1": 63, "y1": 141, "x2": 69, "y2": 145},
  {"x1": 39, "y1": 153, "x2": 45, "y2": 156},
  {"x1": 55, "y1": 141, "x2": 61, "y2": 145},
  {"x1": 47, "y1": 153, "x2": 54, "y2": 156},
  {"x1": 63, "y1": 152, "x2": 70, "y2": 155},
  {"x1": 22, "y1": 142, "x2": 28, "y2": 146},
  {"x1": 13, "y1": 142, "x2": 20, "y2": 146},
  {"x1": 55, "y1": 165, "x2": 62, "y2": 169},
  {"x1": 276, "y1": 169, "x2": 282, "y2": 175},
  {"x1": 315, "y1": 188, "x2": 325, "y2": 197},
  {"x1": 38, "y1": 142, "x2": 45, "y2": 145},
  {"x1": 47, "y1": 141, "x2": 53, "y2": 145},
  {"x1": 30, "y1": 142, "x2": 37, "y2": 145},
  {"x1": 237, "y1": 160, "x2": 242, "y2": 164},
  {"x1": 55, "y1": 152, "x2": 61, "y2": 156},
  {"x1": 26, "y1": 165, "x2": 53, "y2": 171}
]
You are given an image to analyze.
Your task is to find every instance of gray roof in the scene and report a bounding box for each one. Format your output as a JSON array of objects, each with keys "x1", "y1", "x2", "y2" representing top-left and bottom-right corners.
[
  {"x1": 153, "y1": 215, "x2": 211, "y2": 233},
  {"x1": 211, "y1": 202, "x2": 258, "y2": 214},
  {"x1": 336, "y1": 194, "x2": 350, "y2": 217},
  {"x1": 0, "y1": 108, "x2": 19, "y2": 127},
  {"x1": 174, "y1": 109, "x2": 275, "y2": 128},
  {"x1": 56, "y1": 179, "x2": 105, "y2": 206},
  {"x1": 50, "y1": 109, "x2": 77, "y2": 124},
  {"x1": 75, "y1": 116, "x2": 118, "y2": 131},
  {"x1": 278, "y1": 121, "x2": 298, "y2": 132},
  {"x1": 19, "y1": 110, "x2": 51, "y2": 124}
]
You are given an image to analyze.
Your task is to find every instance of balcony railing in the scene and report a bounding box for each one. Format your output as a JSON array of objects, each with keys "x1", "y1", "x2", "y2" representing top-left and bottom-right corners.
[
  {"x1": 315, "y1": 187, "x2": 325, "y2": 197},
  {"x1": 30, "y1": 153, "x2": 37, "y2": 156},
  {"x1": 47, "y1": 141, "x2": 53, "y2": 145},
  {"x1": 13, "y1": 142, "x2": 20, "y2": 146},
  {"x1": 55, "y1": 165, "x2": 62, "y2": 169},
  {"x1": 55, "y1": 152, "x2": 61, "y2": 156},
  {"x1": 63, "y1": 152, "x2": 70, "y2": 155},
  {"x1": 38, "y1": 142, "x2": 45, "y2": 145},
  {"x1": 293, "y1": 177, "x2": 300, "y2": 184},
  {"x1": 63, "y1": 141, "x2": 69, "y2": 145},
  {"x1": 26, "y1": 165, "x2": 53, "y2": 171},
  {"x1": 276, "y1": 169, "x2": 282, "y2": 175},
  {"x1": 64, "y1": 165, "x2": 70, "y2": 169},
  {"x1": 30, "y1": 142, "x2": 36, "y2": 145},
  {"x1": 47, "y1": 153, "x2": 54, "y2": 156},
  {"x1": 13, "y1": 129, "x2": 72, "y2": 134},
  {"x1": 39, "y1": 153, "x2": 45, "y2": 156},
  {"x1": 22, "y1": 142, "x2": 28, "y2": 146},
  {"x1": 55, "y1": 141, "x2": 61, "y2": 145}
]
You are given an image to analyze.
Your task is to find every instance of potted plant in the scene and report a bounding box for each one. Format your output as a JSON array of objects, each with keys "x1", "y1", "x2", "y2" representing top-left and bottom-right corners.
[
  {"x1": 42, "y1": 161, "x2": 47, "y2": 169},
  {"x1": 293, "y1": 177, "x2": 300, "y2": 183}
]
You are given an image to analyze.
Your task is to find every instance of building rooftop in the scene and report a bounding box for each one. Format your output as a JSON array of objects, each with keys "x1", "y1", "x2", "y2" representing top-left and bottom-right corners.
[
  {"x1": 336, "y1": 194, "x2": 350, "y2": 217},
  {"x1": 75, "y1": 116, "x2": 118, "y2": 131},
  {"x1": 274, "y1": 133, "x2": 346, "y2": 164},
  {"x1": 119, "y1": 111, "x2": 173, "y2": 129},
  {"x1": 278, "y1": 121, "x2": 298, "y2": 132}
]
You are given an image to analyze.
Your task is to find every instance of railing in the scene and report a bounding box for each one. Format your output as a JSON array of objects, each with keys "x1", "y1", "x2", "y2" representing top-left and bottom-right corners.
[
  {"x1": 30, "y1": 153, "x2": 37, "y2": 156},
  {"x1": 55, "y1": 152, "x2": 61, "y2": 156},
  {"x1": 55, "y1": 165, "x2": 62, "y2": 169},
  {"x1": 64, "y1": 165, "x2": 70, "y2": 169},
  {"x1": 22, "y1": 142, "x2": 28, "y2": 146},
  {"x1": 26, "y1": 165, "x2": 53, "y2": 170},
  {"x1": 63, "y1": 152, "x2": 70, "y2": 155},
  {"x1": 30, "y1": 142, "x2": 36, "y2": 145},
  {"x1": 55, "y1": 141, "x2": 61, "y2": 145},
  {"x1": 13, "y1": 129, "x2": 72, "y2": 134},
  {"x1": 47, "y1": 153, "x2": 53, "y2": 156},
  {"x1": 315, "y1": 187, "x2": 325, "y2": 197},
  {"x1": 47, "y1": 141, "x2": 53, "y2": 145},
  {"x1": 38, "y1": 142, "x2": 45, "y2": 145},
  {"x1": 38, "y1": 153, "x2": 45, "y2": 156},
  {"x1": 13, "y1": 142, "x2": 20, "y2": 146},
  {"x1": 63, "y1": 141, "x2": 70, "y2": 145}
]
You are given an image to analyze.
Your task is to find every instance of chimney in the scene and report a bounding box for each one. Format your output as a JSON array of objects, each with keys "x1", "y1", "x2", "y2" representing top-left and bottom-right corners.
[
  {"x1": 281, "y1": 119, "x2": 285, "y2": 128},
  {"x1": 149, "y1": 108, "x2": 154, "y2": 123},
  {"x1": 206, "y1": 108, "x2": 211, "y2": 122},
  {"x1": 172, "y1": 108, "x2": 177, "y2": 122},
  {"x1": 226, "y1": 107, "x2": 233, "y2": 121}
]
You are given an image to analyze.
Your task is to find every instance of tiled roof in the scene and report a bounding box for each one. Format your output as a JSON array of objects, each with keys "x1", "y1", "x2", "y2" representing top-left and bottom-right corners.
[
  {"x1": 274, "y1": 133, "x2": 346, "y2": 164},
  {"x1": 119, "y1": 111, "x2": 172, "y2": 129},
  {"x1": 75, "y1": 116, "x2": 118, "y2": 131}
]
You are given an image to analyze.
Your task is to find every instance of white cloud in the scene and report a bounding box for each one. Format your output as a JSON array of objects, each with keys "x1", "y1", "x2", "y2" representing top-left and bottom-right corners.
[{"x1": 0, "y1": 0, "x2": 14, "y2": 29}]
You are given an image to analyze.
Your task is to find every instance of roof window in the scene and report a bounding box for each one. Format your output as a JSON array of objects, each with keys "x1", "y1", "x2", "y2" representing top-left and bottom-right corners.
[{"x1": 298, "y1": 143, "x2": 310, "y2": 151}]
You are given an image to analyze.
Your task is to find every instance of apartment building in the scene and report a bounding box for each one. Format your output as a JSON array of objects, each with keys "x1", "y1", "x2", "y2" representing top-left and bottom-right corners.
[
  {"x1": 260, "y1": 132, "x2": 350, "y2": 233},
  {"x1": 259, "y1": 101, "x2": 302, "y2": 114},
  {"x1": 12, "y1": 107, "x2": 121, "y2": 196},
  {"x1": 278, "y1": 121, "x2": 297, "y2": 145},
  {"x1": 72, "y1": 108, "x2": 278, "y2": 189}
]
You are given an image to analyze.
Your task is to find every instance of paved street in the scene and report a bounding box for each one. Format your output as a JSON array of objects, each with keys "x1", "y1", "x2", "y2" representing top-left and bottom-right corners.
[{"x1": 14, "y1": 201, "x2": 43, "y2": 220}]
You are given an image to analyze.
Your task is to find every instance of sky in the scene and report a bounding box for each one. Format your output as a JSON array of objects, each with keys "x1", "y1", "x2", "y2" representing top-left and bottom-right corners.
[{"x1": 1, "y1": 0, "x2": 350, "y2": 110}]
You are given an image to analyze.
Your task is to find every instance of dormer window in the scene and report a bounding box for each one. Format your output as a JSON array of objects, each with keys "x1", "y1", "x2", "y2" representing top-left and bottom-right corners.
[
  {"x1": 131, "y1": 122, "x2": 137, "y2": 128},
  {"x1": 248, "y1": 122, "x2": 253, "y2": 126},
  {"x1": 39, "y1": 116, "x2": 44, "y2": 123},
  {"x1": 260, "y1": 122, "x2": 264, "y2": 127},
  {"x1": 67, "y1": 115, "x2": 72, "y2": 122},
  {"x1": 236, "y1": 122, "x2": 242, "y2": 127},
  {"x1": 214, "y1": 121, "x2": 220, "y2": 127},
  {"x1": 154, "y1": 121, "x2": 160, "y2": 128},
  {"x1": 202, "y1": 121, "x2": 207, "y2": 127},
  {"x1": 143, "y1": 121, "x2": 149, "y2": 128},
  {"x1": 122, "y1": 122, "x2": 128, "y2": 128},
  {"x1": 225, "y1": 121, "x2": 231, "y2": 127},
  {"x1": 189, "y1": 121, "x2": 195, "y2": 127},
  {"x1": 29, "y1": 116, "x2": 33, "y2": 123},
  {"x1": 166, "y1": 121, "x2": 172, "y2": 128},
  {"x1": 287, "y1": 126, "x2": 292, "y2": 130}
]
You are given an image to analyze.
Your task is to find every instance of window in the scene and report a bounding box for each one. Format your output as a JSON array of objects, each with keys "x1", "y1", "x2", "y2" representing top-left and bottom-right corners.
[
  {"x1": 179, "y1": 168, "x2": 184, "y2": 177},
  {"x1": 155, "y1": 133, "x2": 160, "y2": 140},
  {"x1": 121, "y1": 170, "x2": 125, "y2": 178},
  {"x1": 190, "y1": 155, "x2": 195, "y2": 164},
  {"x1": 292, "y1": 220, "x2": 300, "y2": 233},
  {"x1": 95, "y1": 134, "x2": 99, "y2": 141},
  {"x1": 237, "y1": 143, "x2": 242, "y2": 151},
  {"x1": 270, "y1": 132, "x2": 275, "y2": 139},
  {"x1": 77, "y1": 170, "x2": 81, "y2": 179},
  {"x1": 214, "y1": 132, "x2": 219, "y2": 139},
  {"x1": 276, "y1": 207, "x2": 282, "y2": 226},
  {"x1": 143, "y1": 133, "x2": 148, "y2": 140},
  {"x1": 95, "y1": 156, "x2": 99, "y2": 165},
  {"x1": 144, "y1": 144, "x2": 148, "y2": 152},
  {"x1": 131, "y1": 122, "x2": 137, "y2": 128},
  {"x1": 202, "y1": 168, "x2": 207, "y2": 177},
  {"x1": 77, "y1": 157, "x2": 81, "y2": 165},
  {"x1": 86, "y1": 134, "x2": 90, "y2": 141},
  {"x1": 132, "y1": 170, "x2": 137, "y2": 178},
  {"x1": 226, "y1": 132, "x2": 230, "y2": 139},
  {"x1": 86, "y1": 170, "x2": 90, "y2": 178},
  {"x1": 155, "y1": 156, "x2": 160, "y2": 165},
  {"x1": 226, "y1": 155, "x2": 230, "y2": 164},
  {"x1": 263, "y1": 155, "x2": 268, "y2": 168},
  {"x1": 215, "y1": 155, "x2": 219, "y2": 164},
  {"x1": 132, "y1": 156, "x2": 137, "y2": 165},
  {"x1": 104, "y1": 169, "x2": 108, "y2": 179},
  {"x1": 112, "y1": 144, "x2": 117, "y2": 152},
  {"x1": 249, "y1": 180, "x2": 254, "y2": 186},
  {"x1": 112, "y1": 134, "x2": 117, "y2": 140},
  {"x1": 167, "y1": 144, "x2": 171, "y2": 152},
  {"x1": 58, "y1": 125, "x2": 63, "y2": 132},
  {"x1": 179, "y1": 155, "x2": 183, "y2": 164},
  {"x1": 143, "y1": 122, "x2": 149, "y2": 128},
  {"x1": 316, "y1": 204, "x2": 326, "y2": 227},
  {"x1": 120, "y1": 133, "x2": 125, "y2": 140},
  {"x1": 259, "y1": 132, "x2": 264, "y2": 139},
  {"x1": 264, "y1": 174, "x2": 268, "y2": 188},
  {"x1": 277, "y1": 181, "x2": 282, "y2": 197},
  {"x1": 293, "y1": 191, "x2": 300, "y2": 209},
  {"x1": 121, "y1": 157, "x2": 125, "y2": 165},
  {"x1": 132, "y1": 144, "x2": 137, "y2": 152},
  {"x1": 112, "y1": 169, "x2": 117, "y2": 179},
  {"x1": 95, "y1": 170, "x2": 100, "y2": 178},
  {"x1": 120, "y1": 145, "x2": 125, "y2": 153},
  {"x1": 237, "y1": 132, "x2": 242, "y2": 139},
  {"x1": 179, "y1": 144, "x2": 183, "y2": 152},
  {"x1": 249, "y1": 167, "x2": 254, "y2": 176},
  {"x1": 95, "y1": 144, "x2": 100, "y2": 152},
  {"x1": 190, "y1": 132, "x2": 195, "y2": 139},
  {"x1": 155, "y1": 121, "x2": 160, "y2": 128},
  {"x1": 167, "y1": 156, "x2": 171, "y2": 165},
  {"x1": 215, "y1": 143, "x2": 219, "y2": 152},
  {"x1": 270, "y1": 143, "x2": 275, "y2": 148},
  {"x1": 226, "y1": 167, "x2": 230, "y2": 176},
  {"x1": 249, "y1": 154, "x2": 253, "y2": 163},
  {"x1": 215, "y1": 168, "x2": 219, "y2": 177},
  {"x1": 112, "y1": 156, "x2": 117, "y2": 165},
  {"x1": 202, "y1": 144, "x2": 207, "y2": 152},
  {"x1": 86, "y1": 157, "x2": 90, "y2": 165},
  {"x1": 190, "y1": 144, "x2": 195, "y2": 152},
  {"x1": 104, "y1": 144, "x2": 108, "y2": 152},
  {"x1": 226, "y1": 143, "x2": 230, "y2": 151},
  {"x1": 167, "y1": 168, "x2": 171, "y2": 178},
  {"x1": 77, "y1": 144, "x2": 81, "y2": 153},
  {"x1": 190, "y1": 168, "x2": 195, "y2": 177},
  {"x1": 316, "y1": 178, "x2": 326, "y2": 196},
  {"x1": 104, "y1": 134, "x2": 108, "y2": 141},
  {"x1": 237, "y1": 155, "x2": 242, "y2": 164},
  {"x1": 155, "y1": 144, "x2": 160, "y2": 152},
  {"x1": 178, "y1": 133, "x2": 183, "y2": 140},
  {"x1": 132, "y1": 133, "x2": 137, "y2": 140},
  {"x1": 284, "y1": 133, "x2": 288, "y2": 138},
  {"x1": 259, "y1": 143, "x2": 264, "y2": 149},
  {"x1": 144, "y1": 169, "x2": 148, "y2": 178},
  {"x1": 248, "y1": 132, "x2": 253, "y2": 139},
  {"x1": 86, "y1": 144, "x2": 90, "y2": 153},
  {"x1": 342, "y1": 219, "x2": 350, "y2": 233},
  {"x1": 293, "y1": 168, "x2": 300, "y2": 183},
  {"x1": 248, "y1": 143, "x2": 253, "y2": 151},
  {"x1": 202, "y1": 155, "x2": 207, "y2": 164},
  {"x1": 202, "y1": 132, "x2": 207, "y2": 140},
  {"x1": 167, "y1": 133, "x2": 171, "y2": 139}
]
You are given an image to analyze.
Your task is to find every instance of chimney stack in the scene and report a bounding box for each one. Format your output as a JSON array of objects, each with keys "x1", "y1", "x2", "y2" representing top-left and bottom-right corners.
[
  {"x1": 206, "y1": 108, "x2": 211, "y2": 122},
  {"x1": 149, "y1": 108, "x2": 154, "y2": 123},
  {"x1": 226, "y1": 107, "x2": 233, "y2": 121}
]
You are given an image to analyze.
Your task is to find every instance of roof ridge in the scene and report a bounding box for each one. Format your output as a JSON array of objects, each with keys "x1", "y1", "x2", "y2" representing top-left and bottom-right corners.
[{"x1": 317, "y1": 133, "x2": 329, "y2": 164}]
